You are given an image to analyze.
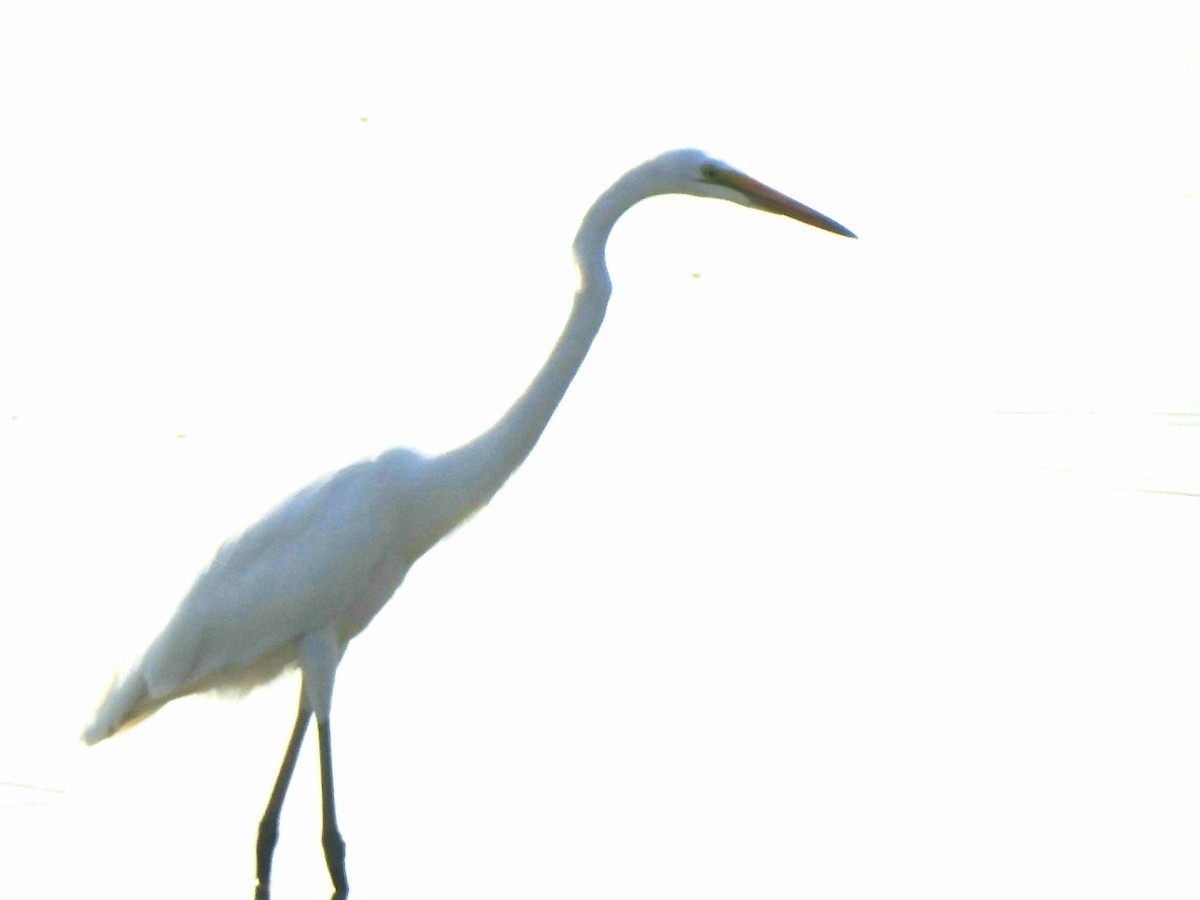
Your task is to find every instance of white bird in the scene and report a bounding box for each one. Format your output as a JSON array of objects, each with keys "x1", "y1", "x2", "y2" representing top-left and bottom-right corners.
[{"x1": 83, "y1": 148, "x2": 855, "y2": 899}]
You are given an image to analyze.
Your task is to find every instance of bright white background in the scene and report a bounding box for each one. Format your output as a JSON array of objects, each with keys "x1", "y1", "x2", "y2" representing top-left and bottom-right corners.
[{"x1": 2, "y1": 1, "x2": 1199, "y2": 897}]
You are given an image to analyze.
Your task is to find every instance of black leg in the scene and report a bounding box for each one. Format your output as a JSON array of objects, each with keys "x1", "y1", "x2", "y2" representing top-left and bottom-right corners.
[
  {"x1": 317, "y1": 718, "x2": 350, "y2": 899},
  {"x1": 255, "y1": 695, "x2": 312, "y2": 900}
]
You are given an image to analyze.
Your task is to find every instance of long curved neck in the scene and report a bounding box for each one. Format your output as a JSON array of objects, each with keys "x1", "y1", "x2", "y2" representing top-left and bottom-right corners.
[{"x1": 427, "y1": 171, "x2": 644, "y2": 510}]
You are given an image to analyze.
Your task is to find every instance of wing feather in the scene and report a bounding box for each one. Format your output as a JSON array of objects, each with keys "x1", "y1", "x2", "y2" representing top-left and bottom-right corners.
[{"x1": 141, "y1": 450, "x2": 423, "y2": 698}]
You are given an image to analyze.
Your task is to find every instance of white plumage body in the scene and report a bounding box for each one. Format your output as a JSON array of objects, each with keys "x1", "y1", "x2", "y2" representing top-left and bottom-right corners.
[{"x1": 84, "y1": 446, "x2": 457, "y2": 742}]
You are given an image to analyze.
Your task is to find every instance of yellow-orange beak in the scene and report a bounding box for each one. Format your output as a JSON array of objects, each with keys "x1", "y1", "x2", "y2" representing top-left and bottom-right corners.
[{"x1": 714, "y1": 169, "x2": 857, "y2": 239}]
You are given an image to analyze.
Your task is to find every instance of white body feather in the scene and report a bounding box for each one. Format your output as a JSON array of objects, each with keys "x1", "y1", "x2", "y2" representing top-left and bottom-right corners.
[{"x1": 84, "y1": 448, "x2": 445, "y2": 742}]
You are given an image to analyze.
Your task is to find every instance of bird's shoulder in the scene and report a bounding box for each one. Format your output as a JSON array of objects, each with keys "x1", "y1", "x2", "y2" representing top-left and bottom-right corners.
[{"x1": 213, "y1": 447, "x2": 429, "y2": 565}]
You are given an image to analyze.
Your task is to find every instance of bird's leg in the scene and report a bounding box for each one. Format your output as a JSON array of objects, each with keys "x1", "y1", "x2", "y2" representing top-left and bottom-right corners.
[
  {"x1": 317, "y1": 717, "x2": 350, "y2": 899},
  {"x1": 255, "y1": 695, "x2": 312, "y2": 900}
]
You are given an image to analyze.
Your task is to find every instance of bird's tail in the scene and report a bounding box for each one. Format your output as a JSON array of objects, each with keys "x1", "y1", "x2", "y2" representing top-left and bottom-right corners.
[{"x1": 81, "y1": 668, "x2": 159, "y2": 745}]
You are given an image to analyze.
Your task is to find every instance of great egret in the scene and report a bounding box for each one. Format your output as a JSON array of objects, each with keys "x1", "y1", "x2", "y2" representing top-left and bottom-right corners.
[{"x1": 83, "y1": 148, "x2": 855, "y2": 899}]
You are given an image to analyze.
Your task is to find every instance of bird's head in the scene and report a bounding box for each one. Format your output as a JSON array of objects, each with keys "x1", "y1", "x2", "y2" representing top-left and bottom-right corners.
[{"x1": 641, "y1": 148, "x2": 857, "y2": 239}]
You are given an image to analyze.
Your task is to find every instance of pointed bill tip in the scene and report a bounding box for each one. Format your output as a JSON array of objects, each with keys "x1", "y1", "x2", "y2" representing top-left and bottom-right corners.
[{"x1": 823, "y1": 219, "x2": 858, "y2": 240}]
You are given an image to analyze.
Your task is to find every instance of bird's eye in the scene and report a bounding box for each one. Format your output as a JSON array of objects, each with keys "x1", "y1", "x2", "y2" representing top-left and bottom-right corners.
[{"x1": 700, "y1": 163, "x2": 718, "y2": 179}]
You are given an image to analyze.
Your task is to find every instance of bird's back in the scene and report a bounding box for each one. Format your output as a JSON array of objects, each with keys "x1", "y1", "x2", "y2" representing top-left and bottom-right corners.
[{"x1": 84, "y1": 447, "x2": 431, "y2": 743}]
